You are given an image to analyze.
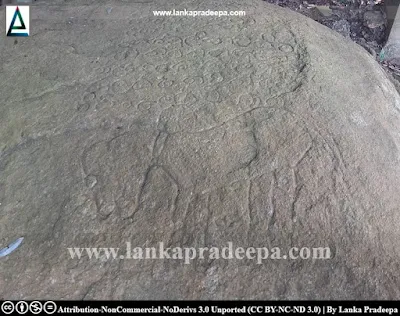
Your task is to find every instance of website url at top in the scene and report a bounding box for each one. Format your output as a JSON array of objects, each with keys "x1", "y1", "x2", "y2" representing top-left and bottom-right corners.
[{"x1": 153, "y1": 9, "x2": 246, "y2": 17}]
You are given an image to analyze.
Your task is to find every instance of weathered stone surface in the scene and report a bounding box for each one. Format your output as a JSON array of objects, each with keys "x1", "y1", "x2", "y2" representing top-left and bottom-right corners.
[{"x1": 0, "y1": 0, "x2": 400, "y2": 299}]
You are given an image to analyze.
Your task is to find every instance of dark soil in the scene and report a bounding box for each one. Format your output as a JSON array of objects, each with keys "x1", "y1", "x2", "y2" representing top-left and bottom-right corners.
[
  {"x1": 264, "y1": 0, "x2": 387, "y2": 56},
  {"x1": 263, "y1": 0, "x2": 400, "y2": 85}
]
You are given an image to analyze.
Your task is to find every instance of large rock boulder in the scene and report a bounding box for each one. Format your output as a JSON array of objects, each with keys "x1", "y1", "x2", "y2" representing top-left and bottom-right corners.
[{"x1": 0, "y1": 0, "x2": 399, "y2": 299}]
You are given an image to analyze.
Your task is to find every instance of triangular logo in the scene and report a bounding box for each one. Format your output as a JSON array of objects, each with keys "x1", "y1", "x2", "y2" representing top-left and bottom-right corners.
[{"x1": 6, "y1": 6, "x2": 30, "y2": 37}]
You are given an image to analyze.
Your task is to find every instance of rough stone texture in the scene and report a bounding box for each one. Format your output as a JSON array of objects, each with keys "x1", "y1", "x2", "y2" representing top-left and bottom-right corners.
[{"x1": 1, "y1": 0, "x2": 400, "y2": 300}]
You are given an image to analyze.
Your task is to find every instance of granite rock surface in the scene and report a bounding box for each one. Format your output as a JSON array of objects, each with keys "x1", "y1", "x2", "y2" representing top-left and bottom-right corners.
[{"x1": 0, "y1": 0, "x2": 400, "y2": 299}]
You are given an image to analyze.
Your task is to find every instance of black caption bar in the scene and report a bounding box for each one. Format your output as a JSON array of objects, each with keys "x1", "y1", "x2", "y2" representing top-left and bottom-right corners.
[{"x1": 1, "y1": 301, "x2": 399, "y2": 315}]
